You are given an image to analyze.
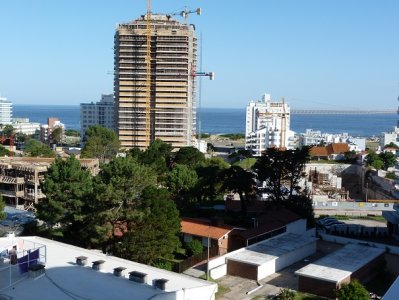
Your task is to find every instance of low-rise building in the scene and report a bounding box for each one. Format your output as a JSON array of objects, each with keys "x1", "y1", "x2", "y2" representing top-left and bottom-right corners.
[
  {"x1": 181, "y1": 218, "x2": 235, "y2": 256},
  {"x1": 11, "y1": 118, "x2": 40, "y2": 136},
  {"x1": 40, "y1": 117, "x2": 65, "y2": 145},
  {"x1": 0, "y1": 157, "x2": 99, "y2": 210},
  {"x1": 295, "y1": 243, "x2": 385, "y2": 299},
  {"x1": 0, "y1": 235, "x2": 218, "y2": 300}
]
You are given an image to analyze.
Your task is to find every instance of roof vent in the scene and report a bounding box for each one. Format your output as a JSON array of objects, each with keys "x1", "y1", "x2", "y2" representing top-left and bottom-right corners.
[
  {"x1": 29, "y1": 264, "x2": 45, "y2": 279},
  {"x1": 92, "y1": 260, "x2": 105, "y2": 271},
  {"x1": 113, "y1": 267, "x2": 126, "y2": 277},
  {"x1": 129, "y1": 271, "x2": 148, "y2": 284},
  {"x1": 76, "y1": 256, "x2": 88, "y2": 266},
  {"x1": 153, "y1": 278, "x2": 169, "y2": 290}
]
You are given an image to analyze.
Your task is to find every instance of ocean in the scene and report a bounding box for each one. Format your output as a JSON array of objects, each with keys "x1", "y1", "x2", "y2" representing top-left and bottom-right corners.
[{"x1": 13, "y1": 105, "x2": 398, "y2": 137}]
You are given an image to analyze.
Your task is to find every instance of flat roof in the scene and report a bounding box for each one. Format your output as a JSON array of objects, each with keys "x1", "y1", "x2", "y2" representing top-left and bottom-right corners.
[
  {"x1": 295, "y1": 243, "x2": 385, "y2": 283},
  {"x1": 0, "y1": 236, "x2": 216, "y2": 300},
  {"x1": 227, "y1": 233, "x2": 317, "y2": 266},
  {"x1": 383, "y1": 275, "x2": 399, "y2": 300}
]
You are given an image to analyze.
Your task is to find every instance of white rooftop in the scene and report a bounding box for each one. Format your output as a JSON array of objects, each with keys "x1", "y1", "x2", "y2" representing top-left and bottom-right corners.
[
  {"x1": 295, "y1": 243, "x2": 385, "y2": 283},
  {"x1": 0, "y1": 236, "x2": 217, "y2": 300},
  {"x1": 227, "y1": 233, "x2": 317, "y2": 266}
]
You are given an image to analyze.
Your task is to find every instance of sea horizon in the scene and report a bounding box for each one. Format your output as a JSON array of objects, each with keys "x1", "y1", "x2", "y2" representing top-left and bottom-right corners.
[{"x1": 12, "y1": 105, "x2": 398, "y2": 137}]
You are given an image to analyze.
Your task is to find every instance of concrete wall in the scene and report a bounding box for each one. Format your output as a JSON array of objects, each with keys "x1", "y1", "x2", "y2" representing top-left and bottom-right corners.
[
  {"x1": 209, "y1": 264, "x2": 227, "y2": 280},
  {"x1": 275, "y1": 242, "x2": 316, "y2": 273},
  {"x1": 319, "y1": 233, "x2": 399, "y2": 255},
  {"x1": 257, "y1": 260, "x2": 277, "y2": 280},
  {"x1": 298, "y1": 275, "x2": 338, "y2": 299},
  {"x1": 286, "y1": 219, "x2": 307, "y2": 234}
]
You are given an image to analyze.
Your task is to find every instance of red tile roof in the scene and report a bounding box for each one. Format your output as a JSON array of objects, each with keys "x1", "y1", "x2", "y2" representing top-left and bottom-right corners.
[
  {"x1": 310, "y1": 146, "x2": 329, "y2": 157},
  {"x1": 181, "y1": 218, "x2": 235, "y2": 240},
  {"x1": 327, "y1": 143, "x2": 349, "y2": 154}
]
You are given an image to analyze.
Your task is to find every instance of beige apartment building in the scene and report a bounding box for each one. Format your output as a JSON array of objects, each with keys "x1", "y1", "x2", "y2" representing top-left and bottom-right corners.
[
  {"x1": 0, "y1": 157, "x2": 99, "y2": 211},
  {"x1": 114, "y1": 14, "x2": 197, "y2": 149}
]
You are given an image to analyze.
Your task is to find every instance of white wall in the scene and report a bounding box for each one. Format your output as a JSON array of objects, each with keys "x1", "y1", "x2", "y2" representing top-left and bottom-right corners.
[
  {"x1": 286, "y1": 219, "x2": 307, "y2": 234},
  {"x1": 257, "y1": 259, "x2": 277, "y2": 280},
  {"x1": 210, "y1": 264, "x2": 227, "y2": 280}
]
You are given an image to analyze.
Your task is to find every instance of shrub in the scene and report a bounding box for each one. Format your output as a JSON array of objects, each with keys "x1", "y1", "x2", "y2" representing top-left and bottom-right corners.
[{"x1": 186, "y1": 239, "x2": 203, "y2": 256}]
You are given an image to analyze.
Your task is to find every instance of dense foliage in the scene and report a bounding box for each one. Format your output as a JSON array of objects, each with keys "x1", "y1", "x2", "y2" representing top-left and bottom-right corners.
[
  {"x1": 81, "y1": 125, "x2": 120, "y2": 161},
  {"x1": 336, "y1": 279, "x2": 369, "y2": 300},
  {"x1": 24, "y1": 139, "x2": 55, "y2": 157},
  {"x1": 0, "y1": 194, "x2": 6, "y2": 221},
  {"x1": 366, "y1": 150, "x2": 396, "y2": 170}
]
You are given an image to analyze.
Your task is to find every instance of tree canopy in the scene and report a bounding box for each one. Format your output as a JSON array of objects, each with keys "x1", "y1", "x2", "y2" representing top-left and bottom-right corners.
[
  {"x1": 173, "y1": 146, "x2": 205, "y2": 166},
  {"x1": 35, "y1": 156, "x2": 93, "y2": 240},
  {"x1": 366, "y1": 150, "x2": 396, "y2": 170},
  {"x1": 81, "y1": 125, "x2": 120, "y2": 161},
  {"x1": 1, "y1": 125, "x2": 15, "y2": 138},
  {"x1": 24, "y1": 139, "x2": 54, "y2": 157},
  {"x1": 336, "y1": 279, "x2": 369, "y2": 300},
  {"x1": 0, "y1": 194, "x2": 6, "y2": 221}
]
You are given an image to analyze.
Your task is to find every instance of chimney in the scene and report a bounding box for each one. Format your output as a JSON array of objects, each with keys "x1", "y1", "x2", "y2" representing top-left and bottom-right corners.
[
  {"x1": 129, "y1": 271, "x2": 148, "y2": 284},
  {"x1": 92, "y1": 260, "x2": 105, "y2": 271},
  {"x1": 76, "y1": 256, "x2": 88, "y2": 266},
  {"x1": 113, "y1": 267, "x2": 126, "y2": 277},
  {"x1": 153, "y1": 279, "x2": 169, "y2": 290}
]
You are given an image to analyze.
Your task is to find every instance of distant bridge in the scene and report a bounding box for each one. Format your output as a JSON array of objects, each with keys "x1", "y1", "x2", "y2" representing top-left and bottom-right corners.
[{"x1": 291, "y1": 109, "x2": 396, "y2": 115}]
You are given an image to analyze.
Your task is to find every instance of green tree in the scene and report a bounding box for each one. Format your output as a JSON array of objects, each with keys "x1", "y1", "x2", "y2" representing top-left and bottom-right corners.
[
  {"x1": 277, "y1": 288, "x2": 296, "y2": 300},
  {"x1": 379, "y1": 151, "x2": 396, "y2": 170},
  {"x1": 0, "y1": 145, "x2": 10, "y2": 156},
  {"x1": 2, "y1": 125, "x2": 15, "y2": 138},
  {"x1": 51, "y1": 127, "x2": 63, "y2": 145},
  {"x1": 173, "y1": 146, "x2": 205, "y2": 166},
  {"x1": 87, "y1": 156, "x2": 157, "y2": 249},
  {"x1": 336, "y1": 279, "x2": 369, "y2": 300},
  {"x1": 386, "y1": 171, "x2": 396, "y2": 180},
  {"x1": 24, "y1": 139, "x2": 54, "y2": 157},
  {"x1": 115, "y1": 186, "x2": 181, "y2": 265},
  {"x1": 35, "y1": 156, "x2": 93, "y2": 241},
  {"x1": 220, "y1": 166, "x2": 256, "y2": 214},
  {"x1": 195, "y1": 157, "x2": 229, "y2": 203},
  {"x1": 65, "y1": 129, "x2": 80, "y2": 137},
  {"x1": 166, "y1": 164, "x2": 198, "y2": 209},
  {"x1": 0, "y1": 194, "x2": 6, "y2": 221},
  {"x1": 252, "y1": 148, "x2": 309, "y2": 203},
  {"x1": 139, "y1": 139, "x2": 172, "y2": 176},
  {"x1": 384, "y1": 142, "x2": 399, "y2": 149},
  {"x1": 186, "y1": 239, "x2": 203, "y2": 256},
  {"x1": 81, "y1": 125, "x2": 120, "y2": 162}
]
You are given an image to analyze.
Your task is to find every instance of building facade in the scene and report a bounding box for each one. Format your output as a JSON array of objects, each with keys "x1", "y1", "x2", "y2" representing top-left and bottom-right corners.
[
  {"x1": 245, "y1": 93, "x2": 295, "y2": 156},
  {"x1": 80, "y1": 94, "x2": 115, "y2": 136},
  {"x1": 114, "y1": 14, "x2": 197, "y2": 149},
  {"x1": 0, "y1": 97, "x2": 12, "y2": 125},
  {"x1": 11, "y1": 118, "x2": 40, "y2": 136},
  {"x1": 40, "y1": 117, "x2": 65, "y2": 145}
]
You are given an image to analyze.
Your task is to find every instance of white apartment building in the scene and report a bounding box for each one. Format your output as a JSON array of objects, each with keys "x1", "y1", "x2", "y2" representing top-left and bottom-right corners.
[
  {"x1": 80, "y1": 94, "x2": 115, "y2": 136},
  {"x1": 0, "y1": 97, "x2": 12, "y2": 125},
  {"x1": 11, "y1": 118, "x2": 40, "y2": 135},
  {"x1": 245, "y1": 93, "x2": 295, "y2": 156}
]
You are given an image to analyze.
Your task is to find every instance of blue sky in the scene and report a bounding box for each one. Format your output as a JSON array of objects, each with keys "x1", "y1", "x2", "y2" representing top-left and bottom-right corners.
[{"x1": 0, "y1": 0, "x2": 398, "y2": 109}]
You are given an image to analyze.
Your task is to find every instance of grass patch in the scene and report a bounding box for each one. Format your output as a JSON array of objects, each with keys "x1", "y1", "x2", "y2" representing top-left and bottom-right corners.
[
  {"x1": 233, "y1": 158, "x2": 257, "y2": 170},
  {"x1": 220, "y1": 133, "x2": 245, "y2": 140},
  {"x1": 295, "y1": 291, "x2": 327, "y2": 299},
  {"x1": 199, "y1": 275, "x2": 231, "y2": 299}
]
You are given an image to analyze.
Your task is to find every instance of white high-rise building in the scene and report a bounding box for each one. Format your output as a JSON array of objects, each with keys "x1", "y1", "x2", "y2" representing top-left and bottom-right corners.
[
  {"x1": 80, "y1": 94, "x2": 115, "y2": 136},
  {"x1": 0, "y1": 97, "x2": 12, "y2": 125},
  {"x1": 245, "y1": 93, "x2": 295, "y2": 156}
]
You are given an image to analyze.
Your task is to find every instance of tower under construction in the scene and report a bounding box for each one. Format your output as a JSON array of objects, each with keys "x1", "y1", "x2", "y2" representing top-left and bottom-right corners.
[{"x1": 114, "y1": 14, "x2": 197, "y2": 149}]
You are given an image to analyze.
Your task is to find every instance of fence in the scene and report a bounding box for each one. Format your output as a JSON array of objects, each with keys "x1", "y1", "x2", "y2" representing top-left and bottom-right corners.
[
  {"x1": 0, "y1": 239, "x2": 46, "y2": 291},
  {"x1": 173, "y1": 247, "x2": 219, "y2": 273}
]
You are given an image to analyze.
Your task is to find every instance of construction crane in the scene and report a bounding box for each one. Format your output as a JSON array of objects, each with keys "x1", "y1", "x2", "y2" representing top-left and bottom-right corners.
[{"x1": 169, "y1": 7, "x2": 202, "y2": 24}]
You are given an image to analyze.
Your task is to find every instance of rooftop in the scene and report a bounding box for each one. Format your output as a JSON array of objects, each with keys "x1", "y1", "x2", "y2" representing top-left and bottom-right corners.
[
  {"x1": 295, "y1": 243, "x2": 385, "y2": 283},
  {"x1": 227, "y1": 233, "x2": 317, "y2": 266},
  {"x1": 383, "y1": 275, "x2": 399, "y2": 300},
  {"x1": 0, "y1": 236, "x2": 217, "y2": 300},
  {"x1": 181, "y1": 218, "x2": 235, "y2": 240}
]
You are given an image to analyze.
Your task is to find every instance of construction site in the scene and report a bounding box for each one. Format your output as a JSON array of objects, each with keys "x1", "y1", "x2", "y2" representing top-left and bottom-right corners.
[
  {"x1": 0, "y1": 157, "x2": 99, "y2": 211},
  {"x1": 114, "y1": 2, "x2": 215, "y2": 150}
]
